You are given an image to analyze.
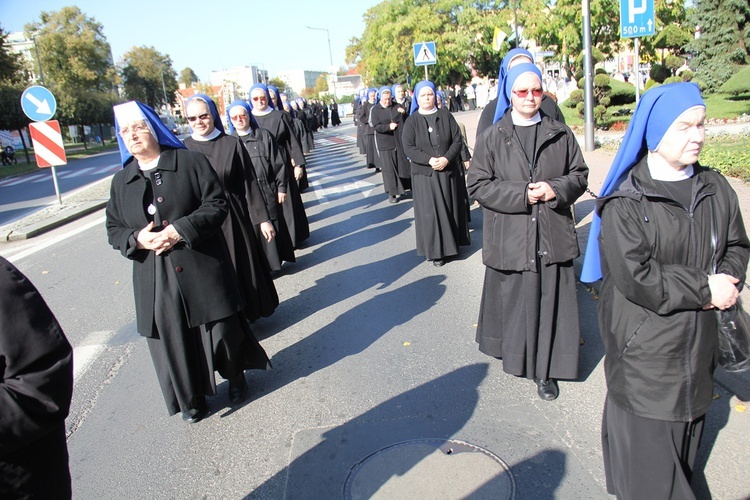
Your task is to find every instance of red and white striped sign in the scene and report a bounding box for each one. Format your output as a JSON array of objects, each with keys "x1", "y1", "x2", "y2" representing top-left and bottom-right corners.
[{"x1": 29, "y1": 120, "x2": 67, "y2": 168}]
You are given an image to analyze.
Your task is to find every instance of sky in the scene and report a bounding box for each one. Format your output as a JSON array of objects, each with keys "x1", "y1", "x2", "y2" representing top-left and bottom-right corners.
[{"x1": 0, "y1": 0, "x2": 381, "y2": 82}]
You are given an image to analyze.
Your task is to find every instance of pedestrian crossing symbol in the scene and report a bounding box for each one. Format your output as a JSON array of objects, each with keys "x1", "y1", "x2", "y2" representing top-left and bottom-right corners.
[{"x1": 414, "y1": 42, "x2": 437, "y2": 66}]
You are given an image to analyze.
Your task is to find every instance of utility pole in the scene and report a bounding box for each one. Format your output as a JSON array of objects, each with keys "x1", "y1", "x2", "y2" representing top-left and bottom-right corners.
[{"x1": 582, "y1": 0, "x2": 596, "y2": 151}]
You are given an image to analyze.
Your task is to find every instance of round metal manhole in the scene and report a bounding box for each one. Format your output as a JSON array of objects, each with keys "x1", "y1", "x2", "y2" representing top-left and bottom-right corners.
[{"x1": 343, "y1": 439, "x2": 516, "y2": 499}]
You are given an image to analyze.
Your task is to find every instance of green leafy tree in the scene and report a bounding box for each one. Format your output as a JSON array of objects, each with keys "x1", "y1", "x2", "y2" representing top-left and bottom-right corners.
[
  {"x1": 121, "y1": 46, "x2": 177, "y2": 111},
  {"x1": 25, "y1": 6, "x2": 117, "y2": 129},
  {"x1": 687, "y1": 0, "x2": 750, "y2": 90},
  {"x1": 179, "y1": 67, "x2": 199, "y2": 87},
  {"x1": 349, "y1": 0, "x2": 511, "y2": 87},
  {"x1": 268, "y1": 77, "x2": 287, "y2": 91},
  {"x1": 0, "y1": 27, "x2": 31, "y2": 160},
  {"x1": 313, "y1": 74, "x2": 329, "y2": 96}
]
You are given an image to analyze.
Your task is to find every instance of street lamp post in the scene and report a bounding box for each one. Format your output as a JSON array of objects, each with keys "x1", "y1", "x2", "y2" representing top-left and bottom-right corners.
[{"x1": 305, "y1": 26, "x2": 333, "y2": 67}]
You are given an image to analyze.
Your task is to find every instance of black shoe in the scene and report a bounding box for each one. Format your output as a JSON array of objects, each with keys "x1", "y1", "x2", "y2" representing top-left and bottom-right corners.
[
  {"x1": 432, "y1": 258, "x2": 445, "y2": 267},
  {"x1": 228, "y1": 373, "x2": 248, "y2": 403},
  {"x1": 534, "y1": 378, "x2": 559, "y2": 401},
  {"x1": 182, "y1": 398, "x2": 208, "y2": 423}
]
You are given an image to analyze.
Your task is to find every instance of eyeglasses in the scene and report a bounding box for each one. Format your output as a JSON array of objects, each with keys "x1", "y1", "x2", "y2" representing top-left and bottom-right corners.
[
  {"x1": 251, "y1": 96, "x2": 267, "y2": 102},
  {"x1": 187, "y1": 113, "x2": 210, "y2": 123},
  {"x1": 513, "y1": 88, "x2": 543, "y2": 98},
  {"x1": 119, "y1": 121, "x2": 150, "y2": 136},
  {"x1": 230, "y1": 114, "x2": 247, "y2": 121}
]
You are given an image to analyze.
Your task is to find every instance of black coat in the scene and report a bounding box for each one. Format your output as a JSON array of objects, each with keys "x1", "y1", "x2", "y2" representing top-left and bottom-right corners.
[
  {"x1": 106, "y1": 148, "x2": 243, "y2": 336},
  {"x1": 402, "y1": 108, "x2": 464, "y2": 177},
  {"x1": 0, "y1": 257, "x2": 73, "y2": 498},
  {"x1": 598, "y1": 158, "x2": 750, "y2": 421},
  {"x1": 467, "y1": 110, "x2": 588, "y2": 271},
  {"x1": 369, "y1": 102, "x2": 401, "y2": 151}
]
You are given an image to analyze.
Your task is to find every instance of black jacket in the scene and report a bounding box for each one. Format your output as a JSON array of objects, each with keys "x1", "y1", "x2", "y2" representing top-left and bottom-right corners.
[
  {"x1": 402, "y1": 108, "x2": 463, "y2": 177},
  {"x1": 105, "y1": 148, "x2": 243, "y2": 336},
  {"x1": 0, "y1": 257, "x2": 73, "y2": 497},
  {"x1": 598, "y1": 158, "x2": 750, "y2": 421},
  {"x1": 369, "y1": 102, "x2": 402, "y2": 151},
  {"x1": 467, "y1": 110, "x2": 588, "y2": 271}
]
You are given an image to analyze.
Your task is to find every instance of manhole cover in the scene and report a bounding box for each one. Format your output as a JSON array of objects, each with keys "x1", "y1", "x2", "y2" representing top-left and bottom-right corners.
[{"x1": 343, "y1": 439, "x2": 515, "y2": 499}]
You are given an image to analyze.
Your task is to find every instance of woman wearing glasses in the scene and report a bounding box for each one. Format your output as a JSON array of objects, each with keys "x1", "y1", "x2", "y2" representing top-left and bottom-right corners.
[
  {"x1": 250, "y1": 84, "x2": 310, "y2": 249},
  {"x1": 183, "y1": 94, "x2": 279, "y2": 324},
  {"x1": 467, "y1": 64, "x2": 588, "y2": 401}
]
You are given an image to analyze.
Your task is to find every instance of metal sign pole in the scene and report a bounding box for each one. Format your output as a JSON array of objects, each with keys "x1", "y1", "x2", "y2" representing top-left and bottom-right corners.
[
  {"x1": 424, "y1": 66, "x2": 428, "y2": 81},
  {"x1": 634, "y1": 37, "x2": 641, "y2": 103},
  {"x1": 582, "y1": 0, "x2": 596, "y2": 151},
  {"x1": 50, "y1": 165, "x2": 62, "y2": 204}
]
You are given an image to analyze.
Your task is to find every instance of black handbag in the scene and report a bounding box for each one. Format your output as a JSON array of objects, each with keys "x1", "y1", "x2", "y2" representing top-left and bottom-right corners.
[{"x1": 710, "y1": 199, "x2": 750, "y2": 373}]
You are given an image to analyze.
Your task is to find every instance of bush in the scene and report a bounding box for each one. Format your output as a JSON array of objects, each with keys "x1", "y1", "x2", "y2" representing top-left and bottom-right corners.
[
  {"x1": 575, "y1": 101, "x2": 584, "y2": 116},
  {"x1": 719, "y1": 66, "x2": 750, "y2": 95},
  {"x1": 650, "y1": 64, "x2": 671, "y2": 83},
  {"x1": 575, "y1": 70, "x2": 583, "y2": 82},
  {"x1": 645, "y1": 79, "x2": 660, "y2": 90},
  {"x1": 594, "y1": 74, "x2": 611, "y2": 87},
  {"x1": 566, "y1": 89, "x2": 584, "y2": 107},
  {"x1": 663, "y1": 76, "x2": 683, "y2": 84},
  {"x1": 595, "y1": 68, "x2": 608, "y2": 75},
  {"x1": 609, "y1": 79, "x2": 636, "y2": 105},
  {"x1": 594, "y1": 105, "x2": 607, "y2": 122},
  {"x1": 680, "y1": 70, "x2": 694, "y2": 82},
  {"x1": 692, "y1": 79, "x2": 707, "y2": 92},
  {"x1": 664, "y1": 55, "x2": 684, "y2": 74}
]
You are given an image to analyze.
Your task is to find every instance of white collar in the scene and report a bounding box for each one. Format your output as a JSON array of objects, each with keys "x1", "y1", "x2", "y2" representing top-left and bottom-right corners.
[
  {"x1": 647, "y1": 151, "x2": 694, "y2": 181},
  {"x1": 511, "y1": 110, "x2": 541, "y2": 126},
  {"x1": 418, "y1": 107, "x2": 437, "y2": 115},
  {"x1": 252, "y1": 108, "x2": 272, "y2": 116},
  {"x1": 236, "y1": 128, "x2": 252, "y2": 137},
  {"x1": 138, "y1": 156, "x2": 160, "y2": 171},
  {"x1": 191, "y1": 128, "x2": 221, "y2": 142}
]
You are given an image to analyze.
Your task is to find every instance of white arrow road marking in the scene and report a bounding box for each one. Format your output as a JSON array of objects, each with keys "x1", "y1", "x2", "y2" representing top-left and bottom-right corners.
[{"x1": 24, "y1": 92, "x2": 52, "y2": 115}]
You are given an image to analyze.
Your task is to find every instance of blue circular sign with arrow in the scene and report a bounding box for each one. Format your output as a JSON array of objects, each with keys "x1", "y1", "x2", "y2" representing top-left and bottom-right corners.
[{"x1": 21, "y1": 85, "x2": 57, "y2": 122}]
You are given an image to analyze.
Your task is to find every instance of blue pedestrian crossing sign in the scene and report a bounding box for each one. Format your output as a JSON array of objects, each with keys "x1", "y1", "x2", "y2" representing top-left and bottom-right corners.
[
  {"x1": 620, "y1": 0, "x2": 655, "y2": 38},
  {"x1": 414, "y1": 42, "x2": 437, "y2": 66},
  {"x1": 21, "y1": 85, "x2": 57, "y2": 122}
]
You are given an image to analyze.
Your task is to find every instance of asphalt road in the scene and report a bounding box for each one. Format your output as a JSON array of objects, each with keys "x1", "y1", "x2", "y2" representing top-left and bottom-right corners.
[
  {"x1": 1, "y1": 120, "x2": 747, "y2": 498},
  {"x1": 0, "y1": 150, "x2": 120, "y2": 226}
]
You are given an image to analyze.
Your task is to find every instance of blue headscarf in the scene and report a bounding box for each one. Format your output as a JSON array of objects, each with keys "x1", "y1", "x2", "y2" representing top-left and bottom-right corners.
[
  {"x1": 493, "y1": 48, "x2": 535, "y2": 124},
  {"x1": 378, "y1": 85, "x2": 392, "y2": 103},
  {"x1": 225, "y1": 100, "x2": 258, "y2": 134},
  {"x1": 580, "y1": 82, "x2": 705, "y2": 282},
  {"x1": 185, "y1": 93, "x2": 225, "y2": 134},
  {"x1": 409, "y1": 80, "x2": 436, "y2": 115},
  {"x1": 112, "y1": 100, "x2": 185, "y2": 165},
  {"x1": 503, "y1": 63, "x2": 543, "y2": 107},
  {"x1": 267, "y1": 85, "x2": 282, "y2": 108},
  {"x1": 366, "y1": 87, "x2": 378, "y2": 103},
  {"x1": 249, "y1": 83, "x2": 275, "y2": 110},
  {"x1": 391, "y1": 83, "x2": 404, "y2": 96}
]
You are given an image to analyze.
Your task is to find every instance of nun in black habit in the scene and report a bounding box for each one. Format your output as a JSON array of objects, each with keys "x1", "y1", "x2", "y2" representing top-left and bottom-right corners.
[
  {"x1": 227, "y1": 99, "x2": 295, "y2": 271},
  {"x1": 358, "y1": 88, "x2": 379, "y2": 170},
  {"x1": 467, "y1": 64, "x2": 587, "y2": 401},
  {"x1": 250, "y1": 84, "x2": 310, "y2": 248},
  {"x1": 402, "y1": 81, "x2": 471, "y2": 266},
  {"x1": 369, "y1": 85, "x2": 406, "y2": 203},
  {"x1": 183, "y1": 94, "x2": 279, "y2": 321},
  {"x1": 106, "y1": 101, "x2": 270, "y2": 423}
]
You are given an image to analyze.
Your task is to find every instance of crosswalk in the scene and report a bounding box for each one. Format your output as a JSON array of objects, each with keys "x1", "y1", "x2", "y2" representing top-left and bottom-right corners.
[{"x1": 0, "y1": 163, "x2": 121, "y2": 188}]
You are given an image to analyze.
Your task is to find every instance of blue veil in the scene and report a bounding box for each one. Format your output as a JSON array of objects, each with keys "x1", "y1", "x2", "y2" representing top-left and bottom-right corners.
[{"x1": 113, "y1": 100, "x2": 185, "y2": 165}]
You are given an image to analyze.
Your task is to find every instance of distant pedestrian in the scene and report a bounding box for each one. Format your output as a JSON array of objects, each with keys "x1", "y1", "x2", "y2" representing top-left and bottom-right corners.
[
  {"x1": 330, "y1": 99, "x2": 341, "y2": 126},
  {"x1": 467, "y1": 64, "x2": 588, "y2": 401},
  {"x1": 402, "y1": 80, "x2": 471, "y2": 267},
  {"x1": 358, "y1": 88, "x2": 378, "y2": 170},
  {"x1": 0, "y1": 256, "x2": 73, "y2": 498},
  {"x1": 465, "y1": 83, "x2": 476, "y2": 110},
  {"x1": 369, "y1": 86, "x2": 407, "y2": 203},
  {"x1": 581, "y1": 82, "x2": 750, "y2": 500}
]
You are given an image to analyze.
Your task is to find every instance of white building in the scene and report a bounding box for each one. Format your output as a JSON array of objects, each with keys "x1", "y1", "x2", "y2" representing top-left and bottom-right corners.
[
  {"x1": 209, "y1": 66, "x2": 268, "y2": 100},
  {"x1": 274, "y1": 69, "x2": 327, "y2": 96}
]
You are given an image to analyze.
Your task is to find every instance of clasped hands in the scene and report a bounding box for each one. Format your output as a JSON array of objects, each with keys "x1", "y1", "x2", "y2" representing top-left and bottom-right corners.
[
  {"x1": 429, "y1": 156, "x2": 449, "y2": 171},
  {"x1": 705, "y1": 273, "x2": 741, "y2": 311},
  {"x1": 527, "y1": 182, "x2": 555, "y2": 205},
  {"x1": 136, "y1": 221, "x2": 182, "y2": 255}
]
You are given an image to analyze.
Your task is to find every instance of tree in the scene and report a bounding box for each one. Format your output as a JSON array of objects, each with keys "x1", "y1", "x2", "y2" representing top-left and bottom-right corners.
[
  {"x1": 120, "y1": 46, "x2": 178, "y2": 111},
  {"x1": 0, "y1": 27, "x2": 32, "y2": 161},
  {"x1": 268, "y1": 77, "x2": 287, "y2": 91},
  {"x1": 348, "y1": 0, "x2": 512, "y2": 87},
  {"x1": 25, "y1": 7, "x2": 117, "y2": 127},
  {"x1": 313, "y1": 74, "x2": 329, "y2": 96},
  {"x1": 687, "y1": 0, "x2": 750, "y2": 90},
  {"x1": 179, "y1": 67, "x2": 199, "y2": 87}
]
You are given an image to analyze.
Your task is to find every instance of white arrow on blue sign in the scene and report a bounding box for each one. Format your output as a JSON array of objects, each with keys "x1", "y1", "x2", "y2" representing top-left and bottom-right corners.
[
  {"x1": 21, "y1": 85, "x2": 57, "y2": 122},
  {"x1": 620, "y1": 0, "x2": 655, "y2": 38},
  {"x1": 414, "y1": 42, "x2": 437, "y2": 66}
]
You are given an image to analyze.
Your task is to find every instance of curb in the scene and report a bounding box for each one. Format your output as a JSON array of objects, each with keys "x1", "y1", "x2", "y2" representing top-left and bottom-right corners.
[{"x1": 1, "y1": 199, "x2": 108, "y2": 241}]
